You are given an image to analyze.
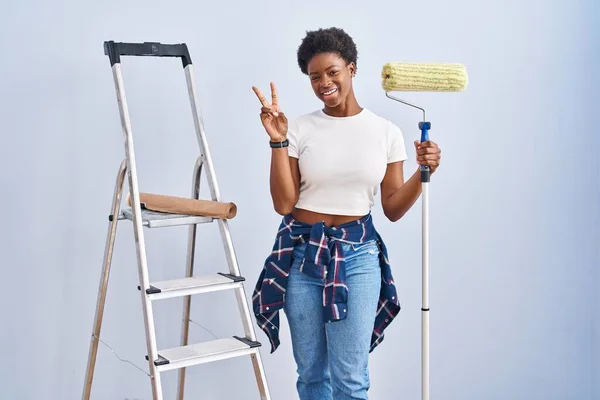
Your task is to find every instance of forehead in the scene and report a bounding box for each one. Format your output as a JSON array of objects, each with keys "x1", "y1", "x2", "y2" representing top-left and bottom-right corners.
[{"x1": 307, "y1": 52, "x2": 346, "y2": 73}]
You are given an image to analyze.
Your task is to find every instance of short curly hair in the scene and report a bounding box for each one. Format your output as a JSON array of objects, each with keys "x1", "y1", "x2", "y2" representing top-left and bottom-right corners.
[{"x1": 296, "y1": 27, "x2": 358, "y2": 75}]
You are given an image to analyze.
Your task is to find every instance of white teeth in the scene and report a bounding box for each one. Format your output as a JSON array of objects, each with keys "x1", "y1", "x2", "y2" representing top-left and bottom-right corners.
[{"x1": 322, "y1": 88, "x2": 337, "y2": 96}]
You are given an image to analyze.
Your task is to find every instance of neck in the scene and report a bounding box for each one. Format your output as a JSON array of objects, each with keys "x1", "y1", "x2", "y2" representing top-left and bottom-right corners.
[{"x1": 322, "y1": 91, "x2": 362, "y2": 117}]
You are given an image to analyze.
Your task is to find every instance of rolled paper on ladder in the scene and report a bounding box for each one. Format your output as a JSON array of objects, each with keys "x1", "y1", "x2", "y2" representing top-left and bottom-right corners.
[
  {"x1": 381, "y1": 62, "x2": 468, "y2": 92},
  {"x1": 126, "y1": 192, "x2": 237, "y2": 219}
]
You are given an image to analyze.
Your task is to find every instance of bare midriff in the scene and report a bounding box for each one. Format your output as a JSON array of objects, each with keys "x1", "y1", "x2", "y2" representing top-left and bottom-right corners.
[{"x1": 291, "y1": 207, "x2": 366, "y2": 228}]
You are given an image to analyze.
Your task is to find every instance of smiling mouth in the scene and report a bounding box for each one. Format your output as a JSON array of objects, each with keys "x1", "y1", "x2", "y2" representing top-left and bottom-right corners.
[{"x1": 321, "y1": 87, "x2": 338, "y2": 96}]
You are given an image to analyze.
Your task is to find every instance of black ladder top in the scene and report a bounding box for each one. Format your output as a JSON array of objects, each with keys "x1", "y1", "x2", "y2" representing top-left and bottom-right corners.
[{"x1": 104, "y1": 41, "x2": 192, "y2": 67}]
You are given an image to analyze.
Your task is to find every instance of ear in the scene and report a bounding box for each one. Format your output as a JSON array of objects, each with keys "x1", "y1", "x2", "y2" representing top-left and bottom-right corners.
[{"x1": 348, "y1": 62, "x2": 357, "y2": 77}]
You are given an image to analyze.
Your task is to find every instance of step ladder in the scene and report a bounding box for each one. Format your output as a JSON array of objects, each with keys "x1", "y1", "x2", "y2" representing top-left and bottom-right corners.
[{"x1": 81, "y1": 41, "x2": 271, "y2": 400}]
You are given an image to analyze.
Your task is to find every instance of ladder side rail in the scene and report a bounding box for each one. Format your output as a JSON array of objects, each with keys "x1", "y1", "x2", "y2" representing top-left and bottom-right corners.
[
  {"x1": 82, "y1": 160, "x2": 127, "y2": 400},
  {"x1": 111, "y1": 61, "x2": 164, "y2": 399},
  {"x1": 184, "y1": 63, "x2": 272, "y2": 400},
  {"x1": 183, "y1": 65, "x2": 257, "y2": 338}
]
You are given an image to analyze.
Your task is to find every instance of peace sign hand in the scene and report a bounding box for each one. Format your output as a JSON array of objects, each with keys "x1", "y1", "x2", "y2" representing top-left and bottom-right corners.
[{"x1": 252, "y1": 82, "x2": 288, "y2": 141}]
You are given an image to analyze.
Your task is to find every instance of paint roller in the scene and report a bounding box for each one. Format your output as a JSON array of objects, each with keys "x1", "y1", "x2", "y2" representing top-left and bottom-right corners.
[{"x1": 381, "y1": 61, "x2": 468, "y2": 400}]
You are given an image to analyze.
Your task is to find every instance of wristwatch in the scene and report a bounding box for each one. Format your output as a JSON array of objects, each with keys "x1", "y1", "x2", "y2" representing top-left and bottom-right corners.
[{"x1": 269, "y1": 139, "x2": 289, "y2": 148}]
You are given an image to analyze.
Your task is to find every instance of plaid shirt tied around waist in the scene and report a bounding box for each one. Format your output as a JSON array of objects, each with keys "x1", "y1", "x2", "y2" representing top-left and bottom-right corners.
[{"x1": 252, "y1": 213, "x2": 401, "y2": 353}]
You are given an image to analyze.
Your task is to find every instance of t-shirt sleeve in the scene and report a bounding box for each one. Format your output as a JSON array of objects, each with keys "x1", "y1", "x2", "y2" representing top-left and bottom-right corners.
[
  {"x1": 287, "y1": 119, "x2": 300, "y2": 159},
  {"x1": 387, "y1": 122, "x2": 408, "y2": 163}
]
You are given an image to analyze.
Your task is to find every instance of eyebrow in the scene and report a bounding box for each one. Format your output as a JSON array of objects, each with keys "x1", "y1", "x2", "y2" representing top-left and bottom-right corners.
[{"x1": 309, "y1": 65, "x2": 338, "y2": 75}]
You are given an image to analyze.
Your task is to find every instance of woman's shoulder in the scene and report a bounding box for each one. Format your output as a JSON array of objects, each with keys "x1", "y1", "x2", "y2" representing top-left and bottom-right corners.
[
  {"x1": 352, "y1": 108, "x2": 405, "y2": 141},
  {"x1": 288, "y1": 109, "x2": 324, "y2": 137},
  {"x1": 292, "y1": 109, "x2": 324, "y2": 124},
  {"x1": 362, "y1": 108, "x2": 400, "y2": 127}
]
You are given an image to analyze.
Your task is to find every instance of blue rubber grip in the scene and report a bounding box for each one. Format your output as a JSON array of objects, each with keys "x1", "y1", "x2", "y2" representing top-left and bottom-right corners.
[
  {"x1": 418, "y1": 121, "x2": 431, "y2": 183},
  {"x1": 419, "y1": 121, "x2": 431, "y2": 143}
]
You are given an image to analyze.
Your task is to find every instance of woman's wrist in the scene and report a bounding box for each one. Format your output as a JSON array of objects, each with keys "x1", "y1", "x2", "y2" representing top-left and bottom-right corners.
[{"x1": 270, "y1": 138, "x2": 289, "y2": 148}]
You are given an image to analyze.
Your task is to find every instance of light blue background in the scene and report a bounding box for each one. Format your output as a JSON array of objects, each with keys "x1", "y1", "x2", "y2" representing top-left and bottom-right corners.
[{"x1": 1, "y1": 0, "x2": 598, "y2": 399}]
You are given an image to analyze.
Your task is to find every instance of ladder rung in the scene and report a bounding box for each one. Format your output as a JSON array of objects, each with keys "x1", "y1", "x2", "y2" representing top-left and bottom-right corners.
[
  {"x1": 117, "y1": 207, "x2": 213, "y2": 228},
  {"x1": 151, "y1": 337, "x2": 261, "y2": 372},
  {"x1": 141, "y1": 273, "x2": 245, "y2": 300}
]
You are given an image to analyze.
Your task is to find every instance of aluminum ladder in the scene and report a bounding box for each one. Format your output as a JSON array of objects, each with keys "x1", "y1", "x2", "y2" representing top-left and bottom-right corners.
[{"x1": 81, "y1": 41, "x2": 271, "y2": 400}]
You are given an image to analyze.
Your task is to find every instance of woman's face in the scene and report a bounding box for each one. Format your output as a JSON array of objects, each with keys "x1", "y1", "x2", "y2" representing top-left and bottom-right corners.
[{"x1": 307, "y1": 52, "x2": 355, "y2": 109}]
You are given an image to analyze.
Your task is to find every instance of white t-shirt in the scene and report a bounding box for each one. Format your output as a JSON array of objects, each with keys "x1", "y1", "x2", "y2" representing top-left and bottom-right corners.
[{"x1": 287, "y1": 108, "x2": 408, "y2": 216}]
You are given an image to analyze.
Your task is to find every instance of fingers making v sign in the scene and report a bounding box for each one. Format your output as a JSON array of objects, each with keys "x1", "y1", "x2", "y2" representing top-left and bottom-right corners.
[{"x1": 252, "y1": 82, "x2": 288, "y2": 141}]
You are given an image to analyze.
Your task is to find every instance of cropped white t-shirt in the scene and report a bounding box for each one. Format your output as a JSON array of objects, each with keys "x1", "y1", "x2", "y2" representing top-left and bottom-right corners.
[{"x1": 287, "y1": 108, "x2": 408, "y2": 216}]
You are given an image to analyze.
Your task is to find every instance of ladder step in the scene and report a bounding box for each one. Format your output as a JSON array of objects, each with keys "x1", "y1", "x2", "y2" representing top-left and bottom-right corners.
[
  {"x1": 116, "y1": 207, "x2": 213, "y2": 228},
  {"x1": 151, "y1": 336, "x2": 262, "y2": 372},
  {"x1": 141, "y1": 273, "x2": 245, "y2": 300}
]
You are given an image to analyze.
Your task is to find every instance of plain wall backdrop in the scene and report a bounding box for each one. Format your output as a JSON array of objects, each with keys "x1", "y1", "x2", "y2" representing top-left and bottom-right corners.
[{"x1": 1, "y1": 0, "x2": 598, "y2": 399}]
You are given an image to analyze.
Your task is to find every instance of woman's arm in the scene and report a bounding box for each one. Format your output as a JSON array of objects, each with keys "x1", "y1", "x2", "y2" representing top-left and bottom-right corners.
[
  {"x1": 270, "y1": 150, "x2": 300, "y2": 215},
  {"x1": 251, "y1": 82, "x2": 300, "y2": 215},
  {"x1": 380, "y1": 161, "x2": 422, "y2": 222},
  {"x1": 380, "y1": 140, "x2": 441, "y2": 222}
]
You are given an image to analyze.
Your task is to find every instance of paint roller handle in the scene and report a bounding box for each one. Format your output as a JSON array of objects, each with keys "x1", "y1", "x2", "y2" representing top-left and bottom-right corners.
[
  {"x1": 419, "y1": 121, "x2": 431, "y2": 183},
  {"x1": 103, "y1": 41, "x2": 192, "y2": 67}
]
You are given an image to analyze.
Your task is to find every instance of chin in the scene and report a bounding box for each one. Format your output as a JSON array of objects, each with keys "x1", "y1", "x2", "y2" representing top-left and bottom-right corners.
[{"x1": 321, "y1": 94, "x2": 343, "y2": 108}]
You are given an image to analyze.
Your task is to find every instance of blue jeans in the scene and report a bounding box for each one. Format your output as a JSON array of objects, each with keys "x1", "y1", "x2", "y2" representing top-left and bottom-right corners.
[{"x1": 283, "y1": 239, "x2": 382, "y2": 400}]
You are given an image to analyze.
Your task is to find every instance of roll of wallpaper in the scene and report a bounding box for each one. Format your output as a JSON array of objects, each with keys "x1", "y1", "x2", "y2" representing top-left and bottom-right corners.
[{"x1": 126, "y1": 192, "x2": 237, "y2": 219}]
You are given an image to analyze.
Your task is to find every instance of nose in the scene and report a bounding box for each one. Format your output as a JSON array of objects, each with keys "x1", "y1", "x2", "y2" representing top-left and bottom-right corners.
[{"x1": 319, "y1": 77, "x2": 332, "y2": 88}]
